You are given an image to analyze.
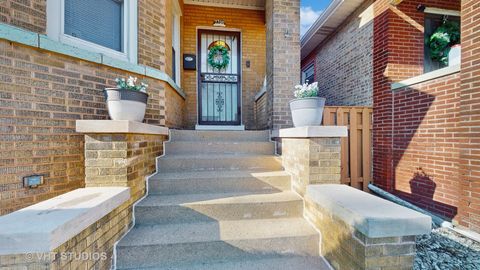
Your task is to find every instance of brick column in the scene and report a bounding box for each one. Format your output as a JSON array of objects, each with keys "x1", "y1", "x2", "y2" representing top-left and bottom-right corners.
[
  {"x1": 265, "y1": 0, "x2": 300, "y2": 130},
  {"x1": 84, "y1": 133, "x2": 165, "y2": 202},
  {"x1": 277, "y1": 126, "x2": 347, "y2": 196},
  {"x1": 77, "y1": 120, "x2": 168, "y2": 203},
  {"x1": 459, "y1": 0, "x2": 480, "y2": 232}
]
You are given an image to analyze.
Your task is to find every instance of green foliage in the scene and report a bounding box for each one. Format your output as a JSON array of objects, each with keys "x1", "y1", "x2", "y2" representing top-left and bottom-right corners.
[
  {"x1": 207, "y1": 45, "x2": 230, "y2": 70},
  {"x1": 427, "y1": 21, "x2": 460, "y2": 65}
]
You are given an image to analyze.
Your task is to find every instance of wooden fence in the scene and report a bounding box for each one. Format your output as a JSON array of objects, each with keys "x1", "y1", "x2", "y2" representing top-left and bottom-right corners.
[{"x1": 322, "y1": 106, "x2": 373, "y2": 191}]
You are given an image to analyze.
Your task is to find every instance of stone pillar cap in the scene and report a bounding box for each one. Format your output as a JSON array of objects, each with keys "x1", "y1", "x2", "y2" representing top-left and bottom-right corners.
[
  {"x1": 306, "y1": 184, "x2": 432, "y2": 238},
  {"x1": 273, "y1": 126, "x2": 348, "y2": 138},
  {"x1": 76, "y1": 120, "x2": 169, "y2": 135},
  {"x1": 0, "y1": 187, "x2": 130, "y2": 255}
]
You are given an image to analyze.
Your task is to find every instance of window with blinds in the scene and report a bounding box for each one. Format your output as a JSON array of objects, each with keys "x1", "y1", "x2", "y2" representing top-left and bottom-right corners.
[{"x1": 64, "y1": 0, "x2": 124, "y2": 52}]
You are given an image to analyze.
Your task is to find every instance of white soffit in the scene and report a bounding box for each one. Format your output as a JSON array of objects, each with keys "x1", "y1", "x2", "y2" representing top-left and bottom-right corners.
[
  {"x1": 184, "y1": 0, "x2": 265, "y2": 10},
  {"x1": 301, "y1": 0, "x2": 365, "y2": 60}
]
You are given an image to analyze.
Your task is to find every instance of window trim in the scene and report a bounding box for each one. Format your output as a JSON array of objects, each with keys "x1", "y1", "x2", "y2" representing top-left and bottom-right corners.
[
  {"x1": 392, "y1": 7, "x2": 461, "y2": 90},
  {"x1": 172, "y1": 0, "x2": 182, "y2": 86},
  {"x1": 301, "y1": 63, "x2": 315, "y2": 84},
  {"x1": 46, "y1": 0, "x2": 138, "y2": 64}
]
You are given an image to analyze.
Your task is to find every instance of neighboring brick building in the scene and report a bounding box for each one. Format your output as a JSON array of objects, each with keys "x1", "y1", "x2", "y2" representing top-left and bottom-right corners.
[
  {"x1": 0, "y1": 0, "x2": 300, "y2": 215},
  {"x1": 301, "y1": 0, "x2": 373, "y2": 106},
  {"x1": 301, "y1": 0, "x2": 480, "y2": 232}
]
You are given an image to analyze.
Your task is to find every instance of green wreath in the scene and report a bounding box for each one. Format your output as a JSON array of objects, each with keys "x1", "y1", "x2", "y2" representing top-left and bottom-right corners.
[
  {"x1": 427, "y1": 20, "x2": 460, "y2": 65},
  {"x1": 208, "y1": 44, "x2": 230, "y2": 70}
]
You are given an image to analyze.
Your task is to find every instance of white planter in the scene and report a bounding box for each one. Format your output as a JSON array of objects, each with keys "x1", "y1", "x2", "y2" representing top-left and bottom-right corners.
[
  {"x1": 289, "y1": 97, "x2": 326, "y2": 127},
  {"x1": 448, "y1": 44, "x2": 461, "y2": 66},
  {"x1": 104, "y1": 88, "x2": 148, "y2": 122}
]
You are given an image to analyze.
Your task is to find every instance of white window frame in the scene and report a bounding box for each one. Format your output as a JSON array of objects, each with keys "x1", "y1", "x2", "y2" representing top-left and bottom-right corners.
[
  {"x1": 172, "y1": 0, "x2": 182, "y2": 86},
  {"x1": 46, "y1": 0, "x2": 138, "y2": 63}
]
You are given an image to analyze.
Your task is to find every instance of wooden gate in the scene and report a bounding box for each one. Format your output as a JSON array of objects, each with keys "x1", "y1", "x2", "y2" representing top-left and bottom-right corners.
[{"x1": 322, "y1": 106, "x2": 373, "y2": 191}]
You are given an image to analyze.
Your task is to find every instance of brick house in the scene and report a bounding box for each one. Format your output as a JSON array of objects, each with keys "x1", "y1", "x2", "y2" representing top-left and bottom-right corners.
[
  {"x1": 0, "y1": 0, "x2": 299, "y2": 215},
  {"x1": 0, "y1": 1, "x2": 451, "y2": 269},
  {"x1": 301, "y1": 0, "x2": 480, "y2": 232}
]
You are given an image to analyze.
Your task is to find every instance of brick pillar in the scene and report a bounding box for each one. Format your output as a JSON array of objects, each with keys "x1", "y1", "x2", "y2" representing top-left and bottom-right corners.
[
  {"x1": 277, "y1": 126, "x2": 347, "y2": 196},
  {"x1": 282, "y1": 137, "x2": 342, "y2": 195},
  {"x1": 459, "y1": 0, "x2": 480, "y2": 232},
  {"x1": 84, "y1": 133, "x2": 166, "y2": 203},
  {"x1": 265, "y1": 0, "x2": 300, "y2": 130},
  {"x1": 372, "y1": 1, "x2": 394, "y2": 192}
]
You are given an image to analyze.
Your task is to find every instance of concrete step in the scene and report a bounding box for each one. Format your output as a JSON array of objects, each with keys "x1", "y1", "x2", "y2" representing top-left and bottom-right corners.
[
  {"x1": 170, "y1": 130, "x2": 270, "y2": 142},
  {"x1": 148, "y1": 170, "x2": 291, "y2": 195},
  {"x1": 116, "y1": 255, "x2": 332, "y2": 270},
  {"x1": 156, "y1": 154, "x2": 283, "y2": 172},
  {"x1": 116, "y1": 218, "x2": 319, "y2": 269},
  {"x1": 134, "y1": 191, "x2": 303, "y2": 225},
  {"x1": 164, "y1": 141, "x2": 275, "y2": 155}
]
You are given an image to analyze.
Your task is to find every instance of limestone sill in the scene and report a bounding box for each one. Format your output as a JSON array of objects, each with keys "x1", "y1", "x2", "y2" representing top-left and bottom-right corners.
[
  {"x1": 0, "y1": 187, "x2": 129, "y2": 255},
  {"x1": 306, "y1": 184, "x2": 432, "y2": 238}
]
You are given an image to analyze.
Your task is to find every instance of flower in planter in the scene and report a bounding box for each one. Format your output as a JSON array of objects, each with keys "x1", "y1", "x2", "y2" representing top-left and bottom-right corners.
[
  {"x1": 115, "y1": 76, "x2": 149, "y2": 93},
  {"x1": 294, "y1": 81, "x2": 319, "y2": 99}
]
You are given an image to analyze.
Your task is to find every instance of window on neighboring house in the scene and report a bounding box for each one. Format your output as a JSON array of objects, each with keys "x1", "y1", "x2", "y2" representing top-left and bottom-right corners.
[
  {"x1": 301, "y1": 64, "x2": 315, "y2": 84},
  {"x1": 171, "y1": 2, "x2": 181, "y2": 86},
  {"x1": 47, "y1": 0, "x2": 138, "y2": 63},
  {"x1": 424, "y1": 12, "x2": 460, "y2": 73}
]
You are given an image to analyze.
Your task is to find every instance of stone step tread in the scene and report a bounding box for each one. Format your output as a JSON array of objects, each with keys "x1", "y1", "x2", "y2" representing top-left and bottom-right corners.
[
  {"x1": 117, "y1": 256, "x2": 331, "y2": 270},
  {"x1": 156, "y1": 154, "x2": 283, "y2": 172},
  {"x1": 136, "y1": 191, "x2": 302, "y2": 207},
  {"x1": 164, "y1": 141, "x2": 275, "y2": 155},
  {"x1": 170, "y1": 130, "x2": 270, "y2": 142},
  {"x1": 158, "y1": 153, "x2": 279, "y2": 159},
  {"x1": 150, "y1": 170, "x2": 290, "y2": 181},
  {"x1": 165, "y1": 141, "x2": 274, "y2": 146},
  {"x1": 117, "y1": 218, "x2": 317, "y2": 247}
]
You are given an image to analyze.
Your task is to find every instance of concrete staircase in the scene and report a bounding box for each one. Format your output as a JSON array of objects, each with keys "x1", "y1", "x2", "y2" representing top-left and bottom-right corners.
[{"x1": 116, "y1": 130, "x2": 331, "y2": 270}]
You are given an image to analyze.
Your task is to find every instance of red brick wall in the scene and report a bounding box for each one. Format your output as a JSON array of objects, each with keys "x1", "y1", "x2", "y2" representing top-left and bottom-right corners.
[
  {"x1": 182, "y1": 5, "x2": 266, "y2": 129},
  {"x1": 372, "y1": 0, "x2": 463, "y2": 221},
  {"x1": 372, "y1": 0, "x2": 394, "y2": 191},
  {"x1": 392, "y1": 74, "x2": 461, "y2": 219},
  {"x1": 459, "y1": 0, "x2": 480, "y2": 232}
]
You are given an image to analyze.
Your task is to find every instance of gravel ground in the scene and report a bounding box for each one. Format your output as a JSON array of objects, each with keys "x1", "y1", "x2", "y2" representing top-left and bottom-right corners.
[{"x1": 415, "y1": 228, "x2": 480, "y2": 270}]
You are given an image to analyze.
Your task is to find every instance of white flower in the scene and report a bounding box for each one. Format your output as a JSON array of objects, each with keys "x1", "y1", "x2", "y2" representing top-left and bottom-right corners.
[
  {"x1": 293, "y1": 81, "x2": 319, "y2": 98},
  {"x1": 127, "y1": 76, "x2": 136, "y2": 87}
]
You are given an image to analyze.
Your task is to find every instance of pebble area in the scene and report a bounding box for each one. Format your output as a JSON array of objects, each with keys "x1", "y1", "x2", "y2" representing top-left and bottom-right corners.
[{"x1": 415, "y1": 228, "x2": 480, "y2": 270}]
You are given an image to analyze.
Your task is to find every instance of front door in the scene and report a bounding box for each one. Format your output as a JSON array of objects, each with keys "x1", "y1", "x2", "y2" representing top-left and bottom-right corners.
[{"x1": 198, "y1": 29, "x2": 241, "y2": 126}]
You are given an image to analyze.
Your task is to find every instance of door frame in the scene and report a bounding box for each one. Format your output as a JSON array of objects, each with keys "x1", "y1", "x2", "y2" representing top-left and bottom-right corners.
[{"x1": 196, "y1": 28, "x2": 242, "y2": 126}]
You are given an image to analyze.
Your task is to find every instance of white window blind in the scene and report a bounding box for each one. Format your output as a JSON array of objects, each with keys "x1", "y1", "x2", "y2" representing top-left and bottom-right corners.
[{"x1": 64, "y1": 0, "x2": 123, "y2": 52}]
